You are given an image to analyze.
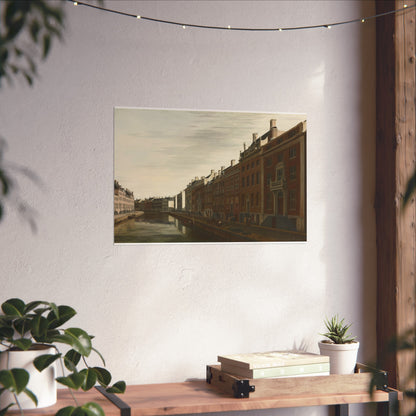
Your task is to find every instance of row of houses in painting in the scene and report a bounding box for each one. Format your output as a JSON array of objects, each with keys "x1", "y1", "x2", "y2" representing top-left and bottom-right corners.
[
  {"x1": 135, "y1": 197, "x2": 175, "y2": 212},
  {"x1": 175, "y1": 119, "x2": 306, "y2": 233},
  {"x1": 114, "y1": 180, "x2": 135, "y2": 214}
]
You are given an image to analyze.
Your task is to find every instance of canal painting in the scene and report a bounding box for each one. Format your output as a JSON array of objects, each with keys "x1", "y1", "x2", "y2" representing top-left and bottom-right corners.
[{"x1": 114, "y1": 108, "x2": 306, "y2": 243}]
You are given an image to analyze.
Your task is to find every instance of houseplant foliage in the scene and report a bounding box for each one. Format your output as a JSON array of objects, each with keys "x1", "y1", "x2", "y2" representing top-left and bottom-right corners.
[
  {"x1": 321, "y1": 315, "x2": 357, "y2": 344},
  {"x1": 0, "y1": 0, "x2": 66, "y2": 228},
  {"x1": 0, "y1": 298, "x2": 126, "y2": 416}
]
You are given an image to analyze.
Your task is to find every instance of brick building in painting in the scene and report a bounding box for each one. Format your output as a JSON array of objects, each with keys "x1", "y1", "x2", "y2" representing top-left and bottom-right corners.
[
  {"x1": 179, "y1": 119, "x2": 306, "y2": 233},
  {"x1": 114, "y1": 180, "x2": 134, "y2": 214}
]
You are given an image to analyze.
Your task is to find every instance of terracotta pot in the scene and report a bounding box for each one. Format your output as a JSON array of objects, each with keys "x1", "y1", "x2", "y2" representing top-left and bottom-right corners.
[
  {"x1": 318, "y1": 341, "x2": 359, "y2": 374},
  {"x1": 0, "y1": 344, "x2": 57, "y2": 409}
]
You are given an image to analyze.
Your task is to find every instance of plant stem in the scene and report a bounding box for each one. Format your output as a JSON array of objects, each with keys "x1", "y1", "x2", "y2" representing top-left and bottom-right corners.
[
  {"x1": 55, "y1": 346, "x2": 78, "y2": 407},
  {"x1": 13, "y1": 392, "x2": 24, "y2": 416}
]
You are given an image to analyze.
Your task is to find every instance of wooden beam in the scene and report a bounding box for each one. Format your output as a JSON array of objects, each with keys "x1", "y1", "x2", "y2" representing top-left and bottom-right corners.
[{"x1": 376, "y1": 0, "x2": 416, "y2": 414}]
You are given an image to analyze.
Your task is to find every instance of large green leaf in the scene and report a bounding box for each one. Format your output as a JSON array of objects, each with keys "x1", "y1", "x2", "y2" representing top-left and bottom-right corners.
[
  {"x1": 64, "y1": 349, "x2": 81, "y2": 372},
  {"x1": 13, "y1": 317, "x2": 32, "y2": 336},
  {"x1": 47, "y1": 305, "x2": 76, "y2": 329},
  {"x1": 1, "y1": 298, "x2": 25, "y2": 317},
  {"x1": 33, "y1": 353, "x2": 61, "y2": 372},
  {"x1": 106, "y1": 381, "x2": 126, "y2": 394},
  {"x1": 10, "y1": 338, "x2": 32, "y2": 350},
  {"x1": 0, "y1": 368, "x2": 29, "y2": 393},
  {"x1": 24, "y1": 301, "x2": 48, "y2": 314},
  {"x1": 79, "y1": 368, "x2": 97, "y2": 391},
  {"x1": 56, "y1": 372, "x2": 86, "y2": 390},
  {"x1": 31, "y1": 314, "x2": 49, "y2": 340},
  {"x1": 92, "y1": 367, "x2": 111, "y2": 387},
  {"x1": 80, "y1": 402, "x2": 105, "y2": 416},
  {"x1": 55, "y1": 403, "x2": 105, "y2": 416},
  {"x1": 52, "y1": 328, "x2": 91, "y2": 357},
  {"x1": 0, "y1": 326, "x2": 14, "y2": 339}
]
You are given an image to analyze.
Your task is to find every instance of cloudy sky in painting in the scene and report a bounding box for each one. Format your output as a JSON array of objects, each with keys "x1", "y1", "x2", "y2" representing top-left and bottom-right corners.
[{"x1": 114, "y1": 108, "x2": 306, "y2": 199}]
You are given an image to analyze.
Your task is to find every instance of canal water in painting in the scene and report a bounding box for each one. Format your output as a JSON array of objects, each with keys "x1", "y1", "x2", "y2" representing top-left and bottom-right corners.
[{"x1": 114, "y1": 213, "x2": 219, "y2": 243}]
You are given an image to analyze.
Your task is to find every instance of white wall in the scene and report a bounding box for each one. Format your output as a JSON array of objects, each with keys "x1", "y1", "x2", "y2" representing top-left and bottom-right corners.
[{"x1": 0, "y1": 1, "x2": 376, "y2": 415}]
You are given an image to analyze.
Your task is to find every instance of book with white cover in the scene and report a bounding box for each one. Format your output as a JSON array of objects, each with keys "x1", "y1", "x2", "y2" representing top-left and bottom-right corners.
[
  {"x1": 220, "y1": 361, "x2": 330, "y2": 379},
  {"x1": 218, "y1": 351, "x2": 329, "y2": 370}
]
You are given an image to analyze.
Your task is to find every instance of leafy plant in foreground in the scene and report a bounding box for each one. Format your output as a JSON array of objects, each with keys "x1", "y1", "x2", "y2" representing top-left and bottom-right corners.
[{"x1": 0, "y1": 298, "x2": 125, "y2": 416}]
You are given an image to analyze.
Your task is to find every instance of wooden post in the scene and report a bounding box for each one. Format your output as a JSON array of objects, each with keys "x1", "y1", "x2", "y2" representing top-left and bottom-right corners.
[{"x1": 376, "y1": 1, "x2": 416, "y2": 414}]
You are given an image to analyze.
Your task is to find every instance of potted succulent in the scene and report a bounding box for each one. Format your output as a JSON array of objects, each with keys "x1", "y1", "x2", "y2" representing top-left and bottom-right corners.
[
  {"x1": 0, "y1": 298, "x2": 125, "y2": 416},
  {"x1": 318, "y1": 315, "x2": 360, "y2": 374}
]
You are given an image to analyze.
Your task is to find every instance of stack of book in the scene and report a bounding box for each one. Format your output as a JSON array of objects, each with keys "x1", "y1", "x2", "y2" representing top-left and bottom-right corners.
[{"x1": 217, "y1": 351, "x2": 330, "y2": 379}]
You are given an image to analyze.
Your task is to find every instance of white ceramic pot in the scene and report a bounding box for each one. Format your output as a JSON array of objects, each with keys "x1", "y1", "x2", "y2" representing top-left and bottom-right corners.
[
  {"x1": 318, "y1": 341, "x2": 359, "y2": 375},
  {"x1": 0, "y1": 344, "x2": 57, "y2": 409}
]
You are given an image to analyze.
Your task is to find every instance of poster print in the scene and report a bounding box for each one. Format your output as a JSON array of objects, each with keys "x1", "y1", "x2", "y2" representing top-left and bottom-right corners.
[{"x1": 114, "y1": 108, "x2": 306, "y2": 243}]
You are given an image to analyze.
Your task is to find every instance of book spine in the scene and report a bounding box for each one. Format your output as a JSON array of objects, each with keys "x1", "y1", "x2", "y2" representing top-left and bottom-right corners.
[{"x1": 221, "y1": 362, "x2": 330, "y2": 379}]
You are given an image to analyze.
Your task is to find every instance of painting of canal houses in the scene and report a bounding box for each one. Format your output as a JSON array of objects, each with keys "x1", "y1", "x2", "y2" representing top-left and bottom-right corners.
[{"x1": 114, "y1": 108, "x2": 306, "y2": 243}]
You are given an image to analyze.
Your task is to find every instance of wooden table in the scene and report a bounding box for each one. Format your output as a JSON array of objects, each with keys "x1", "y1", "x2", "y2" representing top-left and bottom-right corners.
[{"x1": 16, "y1": 379, "x2": 402, "y2": 416}]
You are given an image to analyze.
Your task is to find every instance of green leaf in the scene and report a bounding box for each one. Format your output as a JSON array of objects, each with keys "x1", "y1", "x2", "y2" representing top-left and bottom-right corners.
[
  {"x1": 14, "y1": 317, "x2": 32, "y2": 336},
  {"x1": 92, "y1": 367, "x2": 111, "y2": 387},
  {"x1": 52, "y1": 328, "x2": 91, "y2": 357},
  {"x1": 33, "y1": 353, "x2": 61, "y2": 372},
  {"x1": 55, "y1": 406, "x2": 77, "y2": 416},
  {"x1": 64, "y1": 349, "x2": 81, "y2": 372},
  {"x1": 49, "y1": 302, "x2": 59, "y2": 319},
  {"x1": 0, "y1": 48, "x2": 9, "y2": 64},
  {"x1": 55, "y1": 403, "x2": 105, "y2": 416},
  {"x1": 31, "y1": 314, "x2": 49, "y2": 339},
  {"x1": 23, "y1": 72, "x2": 33, "y2": 86},
  {"x1": 56, "y1": 372, "x2": 86, "y2": 390},
  {"x1": 2, "y1": 298, "x2": 25, "y2": 316},
  {"x1": 106, "y1": 381, "x2": 126, "y2": 394},
  {"x1": 5, "y1": 17, "x2": 25, "y2": 42},
  {"x1": 0, "y1": 368, "x2": 29, "y2": 393},
  {"x1": 10, "y1": 338, "x2": 32, "y2": 350},
  {"x1": 403, "y1": 170, "x2": 416, "y2": 207},
  {"x1": 23, "y1": 387, "x2": 38, "y2": 406},
  {"x1": 80, "y1": 368, "x2": 97, "y2": 391},
  {"x1": 47, "y1": 305, "x2": 76, "y2": 329},
  {"x1": 0, "y1": 403, "x2": 15, "y2": 416},
  {"x1": 0, "y1": 326, "x2": 14, "y2": 339},
  {"x1": 24, "y1": 301, "x2": 48, "y2": 313},
  {"x1": 91, "y1": 347, "x2": 106, "y2": 366},
  {"x1": 81, "y1": 402, "x2": 105, "y2": 416},
  {"x1": 29, "y1": 19, "x2": 41, "y2": 42},
  {"x1": 42, "y1": 34, "x2": 51, "y2": 59}
]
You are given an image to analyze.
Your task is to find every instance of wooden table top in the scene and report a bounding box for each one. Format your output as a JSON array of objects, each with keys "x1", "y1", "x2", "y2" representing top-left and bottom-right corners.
[{"x1": 10, "y1": 380, "x2": 401, "y2": 416}]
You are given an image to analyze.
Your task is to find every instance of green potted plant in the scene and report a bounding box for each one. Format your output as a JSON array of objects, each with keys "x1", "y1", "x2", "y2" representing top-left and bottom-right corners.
[
  {"x1": 0, "y1": 298, "x2": 125, "y2": 416},
  {"x1": 318, "y1": 315, "x2": 360, "y2": 374}
]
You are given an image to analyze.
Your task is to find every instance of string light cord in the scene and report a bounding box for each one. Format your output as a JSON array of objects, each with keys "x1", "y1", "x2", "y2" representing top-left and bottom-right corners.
[{"x1": 69, "y1": 1, "x2": 415, "y2": 31}]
